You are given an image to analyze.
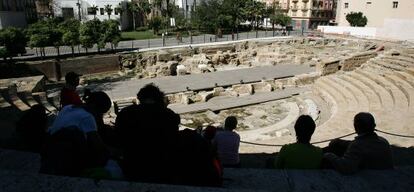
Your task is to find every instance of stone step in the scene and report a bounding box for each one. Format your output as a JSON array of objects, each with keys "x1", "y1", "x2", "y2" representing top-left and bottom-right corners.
[
  {"x1": 381, "y1": 56, "x2": 414, "y2": 67},
  {"x1": 313, "y1": 79, "x2": 355, "y2": 138},
  {"x1": 32, "y1": 92, "x2": 57, "y2": 113},
  {"x1": 350, "y1": 71, "x2": 394, "y2": 110},
  {"x1": 356, "y1": 70, "x2": 408, "y2": 132},
  {"x1": 341, "y1": 74, "x2": 382, "y2": 112},
  {"x1": 18, "y1": 92, "x2": 39, "y2": 107},
  {"x1": 331, "y1": 75, "x2": 369, "y2": 112},
  {"x1": 369, "y1": 60, "x2": 406, "y2": 71},
  {"x1": 1, "y1": 148, "x2": 413, "y2": 191},
  {"x1": 386, "y1": 74, "x2": 414, "y2": 132},
  {"x1": 0, "y1": 96, "x2": 11, "y2": 108},
  {"x1": 4, "y1": 86, "x2": 30, "y2": 112},
  {"x1": 1, "y1": 167, "x2": 413, "y2": 192}
]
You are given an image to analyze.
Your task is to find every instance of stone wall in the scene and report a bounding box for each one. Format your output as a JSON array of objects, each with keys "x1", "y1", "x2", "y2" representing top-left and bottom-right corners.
[
  {"x1": 341, "y1": 51, "x2": 377, "y2": 71},
  {"x1": 26, "y1": 55, "x2": 120, "y2": 81},
  {"x1": 60, "y1": 55, "x2": 120, "y2": 78},
  {"x1": 25, "y1": 60, "x2": 59, "y2": 81},
  {"x1": 316, "y1": 60, "x2": 341, "y2": 76}
]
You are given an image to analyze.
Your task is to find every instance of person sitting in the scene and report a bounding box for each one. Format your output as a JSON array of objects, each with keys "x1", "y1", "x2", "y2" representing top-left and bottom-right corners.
[
  {"x1": 115, "y1": 83, "x2": 180, "y2": 184},
  {"x1": 16, "y1": 104, "x2": 48, "y2": 153},
  {"x1": 275, "y1": 115, "x2": 322, "y2": 169},
  {"x1": 60, "y1": 72, "x2": 82, "y2": 108},
  {"x1": 324, "y1": 112, "x2": 393, "y2": 174},
  {"x1": 175, "y1": 128, "x2": 223, "y2": 187},
  {"x1": 213, "y1": 116, "x2": 241, "y2": 168},
  {"x1": 41, "y1": 91, "x2": 111, "y2": 178}
]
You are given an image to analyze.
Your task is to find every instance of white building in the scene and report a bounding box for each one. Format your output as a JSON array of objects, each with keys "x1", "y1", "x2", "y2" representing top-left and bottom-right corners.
[
  {"x1": 173, "y1": 0, "x2": 198, "y2": 18},
  {"x1": 54, "y1": 0, "x2": 130, "y2": 30},
  {"x1": 335, "y1": 0, "x2": 414, "y2": 27}
]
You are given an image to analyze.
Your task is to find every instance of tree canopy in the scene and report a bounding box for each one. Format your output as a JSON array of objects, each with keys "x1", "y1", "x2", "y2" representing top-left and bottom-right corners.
[
  {"x1": 346, "y1": 12, "x2": 368, "y2": 27},
  {"x1": 0, "y1": 27, "x2": 27, "y2": 59}
]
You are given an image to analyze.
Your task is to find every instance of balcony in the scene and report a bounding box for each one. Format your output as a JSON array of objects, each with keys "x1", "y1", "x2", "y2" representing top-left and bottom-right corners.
[
  {"x1": 302, "y1": 6, "x2": 309, "y2": 11},
  {"x1": 292, "y1": 0, "x2": 298, "y2": 2},
  {"x1": 291, "y1": 6, "x2": 299, "y2": 11},
  {"x1": 302, "y1": 0, "x2": 309, "y2": 2}
]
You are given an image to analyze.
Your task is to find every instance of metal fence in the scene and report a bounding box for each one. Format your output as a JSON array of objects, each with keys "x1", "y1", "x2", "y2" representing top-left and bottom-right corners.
[{"x1": 22, "y1": 30, "x2": 302, "y2": 59}]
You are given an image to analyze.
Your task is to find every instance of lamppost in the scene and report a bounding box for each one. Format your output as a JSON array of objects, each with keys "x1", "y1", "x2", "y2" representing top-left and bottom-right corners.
[{"x1": 76, "y1": 0, "x2": 81, "y2": 21}]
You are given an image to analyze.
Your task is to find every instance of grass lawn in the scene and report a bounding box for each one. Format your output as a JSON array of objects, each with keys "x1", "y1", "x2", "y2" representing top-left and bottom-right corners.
[{"x1": 121, "y1": 30, "x2": 158, "y2": 40}]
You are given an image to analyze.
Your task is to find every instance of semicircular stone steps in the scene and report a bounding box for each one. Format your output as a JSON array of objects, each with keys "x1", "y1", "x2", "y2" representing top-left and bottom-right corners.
[
  {"x1": 381, "y1": 55, "x2": 414, "y2": 65},
  {"x1": 340, "y1": 73, "x2": 382, "y2": 112},
  {"x1": 331, "y1": 75, "x2": 370, "y2": 112},
  {"x1": 312, "y1": 78, "x2": 358, "y2": 141},
  {"x1": 346, "y1": 71, "x2": 396, "y2": 129},
  {"x1": 350, "y1": 71, "x2": 394, "y2": 110}
]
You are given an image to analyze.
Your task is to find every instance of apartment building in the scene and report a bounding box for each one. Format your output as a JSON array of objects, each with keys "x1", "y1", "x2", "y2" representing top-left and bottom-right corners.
[
  {"x1": 0, "y1": 0, "x2": 37, "y2": 29},
  {"x1": 261, "y1": 0, "x2": 335, "y2": 29},
  {"x1": 336, "y1": 0, "x2": 414, "y2": 27}
]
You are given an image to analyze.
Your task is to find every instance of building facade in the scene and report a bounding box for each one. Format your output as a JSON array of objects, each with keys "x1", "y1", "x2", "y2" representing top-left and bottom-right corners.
[
  {"x1": 289, "y1": 0, "x2": 335, "y2": 29},
  {"x1": 0, "y1": 0, "x2": 37, "y2": 29},
  {"x1": 335, "y1": 0, "x2": 414, "y2": 27},
  {"x1": 261, "y1": 0, "x2": 335, "y2": 29},
  {"x1": 53, "y1": 0, "x2": 130, "y2": 29}
]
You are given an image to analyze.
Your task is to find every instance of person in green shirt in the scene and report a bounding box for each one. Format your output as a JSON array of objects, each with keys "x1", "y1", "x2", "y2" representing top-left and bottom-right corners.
[{"x1": 275, "y1": 115, "x2": 322, "y2": 169}]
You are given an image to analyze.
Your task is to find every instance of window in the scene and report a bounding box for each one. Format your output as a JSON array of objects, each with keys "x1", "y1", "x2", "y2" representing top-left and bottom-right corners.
[
  {"x1": 100, "y1": 8, "x2": 104, "y2": 15},
  {"x1": 344, "y1": 2, "x2": 349, "y2": 8},
  {"x1": 366, "y1": 2, "x2": 372, "y2": 4},
  {"x1": 114, "y1": 8, "x2": 119, "y2": 15},
  {"x1": 87, "y1": 7, "x2": 96, "y2": 15},
  {"x1": 61, "y1": 7, "x2": 74, "y2": 19},
  {"x1": 393, "y1": 1, "x2": 398, "y2": 8}
]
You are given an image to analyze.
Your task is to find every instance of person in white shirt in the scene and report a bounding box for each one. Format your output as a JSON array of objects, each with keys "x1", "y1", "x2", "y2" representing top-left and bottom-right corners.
[{"x1": 213, "y1": 116, "x2": 241, "y2": 168}]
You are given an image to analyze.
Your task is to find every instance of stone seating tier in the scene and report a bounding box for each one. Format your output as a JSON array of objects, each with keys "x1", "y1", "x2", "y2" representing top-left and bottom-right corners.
[{"x1": 0, "y1": 148, "x2": 413, "y2": 192}]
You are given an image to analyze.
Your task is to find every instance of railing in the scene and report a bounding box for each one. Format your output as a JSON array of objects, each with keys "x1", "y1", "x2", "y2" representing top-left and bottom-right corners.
[{"x1": 17, "y1": 30, "x2": 303, "y2": 60}]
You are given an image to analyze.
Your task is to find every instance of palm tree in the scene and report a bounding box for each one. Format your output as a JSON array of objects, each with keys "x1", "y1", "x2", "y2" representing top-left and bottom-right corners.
[
  {"x1": 104, "y1": 4, "x2": 113, "y2": 19},
  {"x1": 115, "y1": 3, "x2": 124, "y2": 25},
  {"x1": 137, "y1": 0, "x2": 152, "y2": 25},
  {"x1": 90, "y1": 5, "x2": 98, "y2": 19},
  {"x1": 127, "y1": 2, "x2": 139, "y2": 30}
]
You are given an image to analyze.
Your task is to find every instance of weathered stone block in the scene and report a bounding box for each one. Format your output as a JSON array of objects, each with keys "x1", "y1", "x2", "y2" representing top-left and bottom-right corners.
[{"x1": 232, "y1": 84, "x2": 253, "y2": 96}]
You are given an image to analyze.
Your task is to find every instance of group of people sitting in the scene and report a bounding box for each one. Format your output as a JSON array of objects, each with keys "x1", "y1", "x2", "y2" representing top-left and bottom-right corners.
[{"x1": 15, "y1": 72, "x2": 394, "y2": 187}]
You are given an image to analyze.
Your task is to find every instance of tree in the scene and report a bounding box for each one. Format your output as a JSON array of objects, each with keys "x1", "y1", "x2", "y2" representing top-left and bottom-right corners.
[
  {"x1": 46, "y1": 18, "x2": 63, "y2": 56},
  {"x1": 127, "y1": 2, "x2": 139, "y2": 30},
  {"x1": 0, "y1": 27, "x2": 27, "y2": 60},
  {"x1": 90, "y1": 5, "x2": 99, "y2": 19},
  {"x1": 100, "y1": 20, "x2": 121, "y2": 51},
  {"x1": 137, "y1": 0, "x2": 152, "y2": 25},
  {"x1": 193, "y1": 0, "x2": 222, "y2": 34},
  {"x1": 149, "y1": 16, "x2": 163, "y2": 35},
  {"x1": 105, "y1": 4, "x2": 113, "y2": 19},
  {"x1": 26, "y1": 18, "x2": 63, "y2": 57},
  {"x1": 80, "y1": 19, "x2": 103, "y2": 52},
  {"x1": 346, "y1": 12, "x2": 368, "y2": 27},
  {"x1": 59, "y1": 19, "x2": 81, "y2": 57}
]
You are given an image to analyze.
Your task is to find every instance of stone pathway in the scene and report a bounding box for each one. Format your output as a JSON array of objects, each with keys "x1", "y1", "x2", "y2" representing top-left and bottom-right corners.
[
  {"x1": 169, "y1": 87, "x2": 307, "y2": 115},
  {"x1": 89, "y1": 65, "x2": 314, "y2": 100}
]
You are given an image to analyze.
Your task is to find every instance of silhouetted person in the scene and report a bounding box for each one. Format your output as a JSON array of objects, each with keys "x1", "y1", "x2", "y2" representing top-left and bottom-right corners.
[
  {"x1": 213, "y1": 116, "x2": 240, "y2": 168},
  {"x1": 275, "y1": 115, "x2": 322, "y2": 169},
  {"x1": 115, "y1": 84, "x2": 180, "y2": 184},
  {"x1": 324, "y1": 112, "x2": 394, "y2": 174},
  {"x1": 16, "y1": 104, "x2": 47, "y2": 153},
  {"x1": 60, "y1": 72, "x2": 82, "y2": 108},
  {"x1": 41, "y1": 91, "x2": 111, "y2": 178},
  {"x1": 175, "y1": 129, "x2": 223, "y2": 187}
]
